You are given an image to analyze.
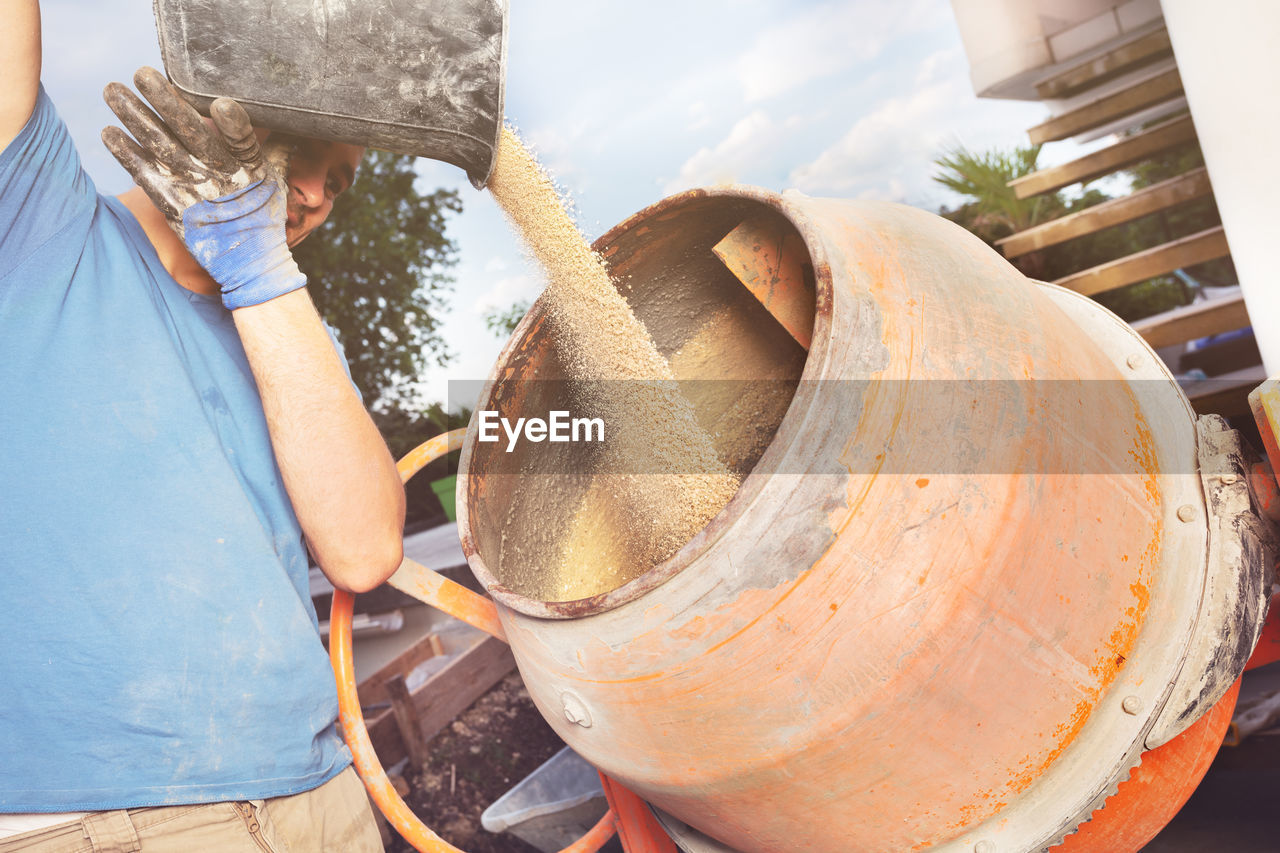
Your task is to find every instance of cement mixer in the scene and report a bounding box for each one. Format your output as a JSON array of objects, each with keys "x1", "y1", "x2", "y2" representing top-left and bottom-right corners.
[
  {"x1": 329, "y1": 185, "x2": 1278, "y2": 852},
  {"x1": 147, "y1": 0, "x2": 1280, "y2": 848}
]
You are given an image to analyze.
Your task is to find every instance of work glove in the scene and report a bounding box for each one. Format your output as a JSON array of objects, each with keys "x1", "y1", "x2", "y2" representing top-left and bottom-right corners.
[{"x1": 102, "y1": 66, "x2": 303, "y2": 310}]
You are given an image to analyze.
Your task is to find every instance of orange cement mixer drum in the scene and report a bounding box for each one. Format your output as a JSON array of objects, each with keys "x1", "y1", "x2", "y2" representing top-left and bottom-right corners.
[{"x1": 457, "y1": 188, "x2": 1263, "y2": 852}]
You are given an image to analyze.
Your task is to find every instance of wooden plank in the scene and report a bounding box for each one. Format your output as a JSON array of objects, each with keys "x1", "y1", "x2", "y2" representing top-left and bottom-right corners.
[
  {"x1": 1036, "y1": 28, "x2": 1174, "y2": 100},
  {"x1": 1131, "y1": 293, "x2": 1249, "y2": 350},
  {"x1": 1053, "y1": 226, "x2": 1229, "y2": 297},
  {"x1": 357, "y1": 630, "x2": 444, "y2": 707},
  {"x1": 1181, "y1": 334, "x2": 1261, "y2": 378},
  {"x1": 386, "y1": 674, "x2": 430, "y2": 770},
  {"x1": 1028, "y1": 69, "x2": 1183, "y2": 144},
  {"x1": 1184, "y1": 365, "x2": 1268, "y2": 418},
  {"x1": 712, "y1": 215, "x2": 815, "y2": 349},
  {"x1": 1010, "y1": 114, "x2": 1197, "y2": 199},
  {"x1": 998, "y1": 168, "x2": 1213, "y2": 258},
  {"x1": 365, "y1": 634, "x2": 516, "y2": 769}
]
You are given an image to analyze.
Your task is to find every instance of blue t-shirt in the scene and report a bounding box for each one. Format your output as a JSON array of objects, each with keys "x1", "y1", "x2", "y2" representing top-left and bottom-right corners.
[{"x1": 0, "y1": 88, "x2": 350, "y2": 810}]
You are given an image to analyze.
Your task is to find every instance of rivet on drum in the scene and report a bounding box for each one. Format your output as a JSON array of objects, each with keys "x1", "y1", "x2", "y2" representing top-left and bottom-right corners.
[{"x1": 561, "y1": 691, "x2": 593, "y2": 728}]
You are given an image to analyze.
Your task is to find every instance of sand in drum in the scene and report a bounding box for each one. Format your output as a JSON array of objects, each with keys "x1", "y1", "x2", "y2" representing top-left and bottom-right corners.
[{"x1": 486, "y1": 127, "x2": 739, "y2": 600}]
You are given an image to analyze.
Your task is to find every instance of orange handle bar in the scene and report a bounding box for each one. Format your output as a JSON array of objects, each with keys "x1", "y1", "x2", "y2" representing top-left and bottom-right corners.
[{"x1": 388, "y1": 430, "x2": 505, "y2": 641}]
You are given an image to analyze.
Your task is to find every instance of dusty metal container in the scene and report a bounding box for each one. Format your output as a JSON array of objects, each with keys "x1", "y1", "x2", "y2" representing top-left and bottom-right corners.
[
  {"x1": 456, "y1": 188, "x2": 1269, "y2": 851},
  {"x1": 153, "y1": 0, "x2": 507, "y2": 186}
]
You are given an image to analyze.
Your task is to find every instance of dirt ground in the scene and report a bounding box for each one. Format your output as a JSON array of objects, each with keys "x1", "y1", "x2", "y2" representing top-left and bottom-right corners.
[{"x1": 385, "y1": 671, "x2": 569, "y2": 853}]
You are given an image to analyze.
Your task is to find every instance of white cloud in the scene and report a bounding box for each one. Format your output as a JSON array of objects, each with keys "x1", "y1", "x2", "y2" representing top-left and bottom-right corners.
[
  {"x1": 686, "y1": 100, "x2": 712, "y2": 132},
  {"x1": 523, "y1": 120, "x2": 599, "y2": 185},
  {"x1": 856, "y1": 177, "x2": 908, "y2": 202},
  {"x1": 788, "y1": 67, "x2": 1058, "y2": 208},
  {"x1": 915, "y1": 46, "x2": 962, "y2": 88},
  {"x1": 736, "y1": 0, "x2": 940, "y2": 102},
  {"x1": 483, "y1": 257, "x2": 508, "y2": 273},
  {"x1": 470, "y1": 273, "x2": 541, "y2": 317},
  {"x1": 662, "y1": 110, "x2": 797, "y2": 194},
  {"x1": 788, "y1": 80, "x2": 960, "y2": 199}
]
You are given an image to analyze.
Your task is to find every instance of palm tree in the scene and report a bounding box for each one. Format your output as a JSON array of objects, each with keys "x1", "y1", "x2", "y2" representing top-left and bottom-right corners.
[
  {"x1": 932, "y1": 144, "x2": 1196, "y2": 320},
  {"x1": 933, "y1": 144, "x2": 1062, "y2": 278}
]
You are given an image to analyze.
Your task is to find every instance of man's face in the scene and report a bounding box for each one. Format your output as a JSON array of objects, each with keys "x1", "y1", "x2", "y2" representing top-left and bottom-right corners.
[{"x1": 259, "y1": 132, "x2": 364, "y2": 247}]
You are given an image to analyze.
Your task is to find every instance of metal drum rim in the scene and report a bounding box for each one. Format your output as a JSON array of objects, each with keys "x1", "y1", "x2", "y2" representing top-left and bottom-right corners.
[{"x1": 456, "y1": 185, "x2": 836, "y2": 620}]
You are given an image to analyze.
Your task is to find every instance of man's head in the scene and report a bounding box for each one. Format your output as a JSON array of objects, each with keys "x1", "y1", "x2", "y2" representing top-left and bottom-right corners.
[{"x1": 257, "y1": 130, "x2": 365, "y2": 247}]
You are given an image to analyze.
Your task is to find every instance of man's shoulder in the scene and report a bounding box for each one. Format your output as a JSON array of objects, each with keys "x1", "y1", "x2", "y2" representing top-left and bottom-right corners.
[{"x1": 0, "y1": 84, "x2": 101, "y2": 277}]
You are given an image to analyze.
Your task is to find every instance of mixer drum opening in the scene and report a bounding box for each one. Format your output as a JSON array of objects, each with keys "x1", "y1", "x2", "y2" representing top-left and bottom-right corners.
[{"x1": 460, "y1": 193, "x2": 816, "y2": 613}]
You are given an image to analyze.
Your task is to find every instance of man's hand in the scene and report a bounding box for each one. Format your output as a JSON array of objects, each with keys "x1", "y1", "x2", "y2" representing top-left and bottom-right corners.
[{"x1": 102, "y1": 67, "x2": 302, "y2": 310}]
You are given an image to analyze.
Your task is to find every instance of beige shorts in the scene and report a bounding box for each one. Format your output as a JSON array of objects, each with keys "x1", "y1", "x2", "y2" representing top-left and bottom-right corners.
[{"x1": 0, "y1": 766, "x2": 383, "y2": 852}]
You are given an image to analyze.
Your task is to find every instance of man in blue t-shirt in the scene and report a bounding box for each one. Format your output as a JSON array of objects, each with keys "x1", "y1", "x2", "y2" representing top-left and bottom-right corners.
[{"x1": 0, "y1": 2, "x2": 406, "y2": 849}]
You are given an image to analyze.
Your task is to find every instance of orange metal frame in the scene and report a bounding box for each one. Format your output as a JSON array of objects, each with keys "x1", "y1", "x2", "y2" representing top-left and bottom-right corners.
[
  {"x1": 1248, "y1": 383, "x2": 1280, "y2": 672},
  {"x1": 1048, "y1": 679, "x2": 1240, "y2": 852},
  {"x1": 329, "y1": 429, "x2": 671, "y2": 852}
]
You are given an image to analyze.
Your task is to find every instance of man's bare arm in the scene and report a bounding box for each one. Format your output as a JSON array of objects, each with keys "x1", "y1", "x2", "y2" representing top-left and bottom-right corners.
[
  {"x1": 234, "y1": 289, "x2": 405, "y2": 593},
  {"x1": 0, "y1": 0, "x2": 41, "y2": 152}
]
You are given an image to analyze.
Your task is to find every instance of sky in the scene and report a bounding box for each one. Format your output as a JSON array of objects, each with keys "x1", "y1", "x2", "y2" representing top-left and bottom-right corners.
[{"x1": 38, "y1": 0, "x2": 1070, "y2": 410}]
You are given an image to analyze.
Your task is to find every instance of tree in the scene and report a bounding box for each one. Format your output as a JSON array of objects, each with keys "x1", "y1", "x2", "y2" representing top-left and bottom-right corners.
[
  {"x1": 934, "y1": 145, "x2": 1055, "y2": 239},
  {"x1": 293, "y1": 150, "x2": 462, "y2": 411},
  {"x1": 934, "y1": 144, "x2": 1073, "y2": 280},
  {"x1": 933, "y1": 143, "x2": 1191, "y2": 321},
  {"x1": 483, "y1": 299, "x2": 531, "y2": 338},
  {"x1": 1123, "y1": 133, "x2": 1235, "y2": 289}
]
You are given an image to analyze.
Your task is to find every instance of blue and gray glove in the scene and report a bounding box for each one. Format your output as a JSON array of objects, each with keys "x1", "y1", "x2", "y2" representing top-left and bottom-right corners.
[{"x1": 102, "y1": 66, "x2": 303, "y2": 310}]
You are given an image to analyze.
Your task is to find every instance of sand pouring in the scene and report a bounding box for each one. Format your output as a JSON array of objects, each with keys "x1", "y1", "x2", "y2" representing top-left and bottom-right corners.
[{"x1": 484, "y1": 128, "x2": 740, "y2": 600}]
